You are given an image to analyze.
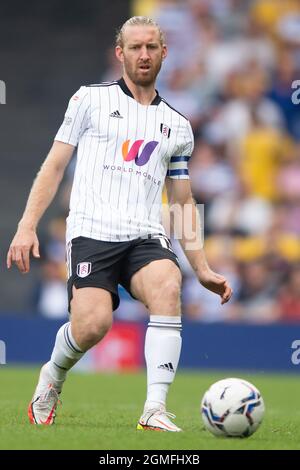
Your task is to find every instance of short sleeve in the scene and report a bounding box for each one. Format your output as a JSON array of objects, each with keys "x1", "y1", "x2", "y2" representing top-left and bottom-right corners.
[
  {"x1": 54, "y1": 86, "x2": 90, "y2": 146},
  {"x1": 167, "y1": 120, "x2": 194, "y2": 179}
]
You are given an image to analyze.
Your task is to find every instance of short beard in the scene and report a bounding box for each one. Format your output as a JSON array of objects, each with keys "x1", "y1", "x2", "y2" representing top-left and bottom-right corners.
[{"x1": 124, "y1": 59, "x2": 162, "y2": 87}]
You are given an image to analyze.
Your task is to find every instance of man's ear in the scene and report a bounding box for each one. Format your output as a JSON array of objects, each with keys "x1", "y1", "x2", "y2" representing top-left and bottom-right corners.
[
  {"x1": 115, "y1": 46, "x2": 124, "y2": 63},
  {"x1": 162, "y1": 45, "x2": 167, "y2": 60}
]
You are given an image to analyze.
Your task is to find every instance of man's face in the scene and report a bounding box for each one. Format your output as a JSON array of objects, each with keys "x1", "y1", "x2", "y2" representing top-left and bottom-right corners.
[{"x1": 115, "y1": 25, "x2": 167, "y2": 86}]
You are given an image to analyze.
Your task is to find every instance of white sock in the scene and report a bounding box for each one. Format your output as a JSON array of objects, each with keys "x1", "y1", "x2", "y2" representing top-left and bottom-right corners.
[
  {"x1": 48, "y1": 322, "x2": 84, "y2": 383},
  {"x1": 144, "y1": 315, "x2": 182, "y2": 411}
]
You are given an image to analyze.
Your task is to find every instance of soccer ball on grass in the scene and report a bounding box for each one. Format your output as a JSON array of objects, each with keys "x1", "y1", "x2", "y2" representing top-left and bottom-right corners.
[{"x1": 201, "y1": 378, "x2": 265, "y2": 438}]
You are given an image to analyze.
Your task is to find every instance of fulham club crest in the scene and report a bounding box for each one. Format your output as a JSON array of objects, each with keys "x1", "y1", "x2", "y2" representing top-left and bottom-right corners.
[
  {"x1": 160, "y1": 123, "x2": 171, "y2": 138},
  {"x1": 77, "y1": 262, "x2": 91, "y2": 278}
]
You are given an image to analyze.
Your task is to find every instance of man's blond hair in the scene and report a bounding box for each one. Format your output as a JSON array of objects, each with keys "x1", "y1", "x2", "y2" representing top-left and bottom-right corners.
[{"x1": 115, "y1": 16, "x2": 165, "y2": 48}]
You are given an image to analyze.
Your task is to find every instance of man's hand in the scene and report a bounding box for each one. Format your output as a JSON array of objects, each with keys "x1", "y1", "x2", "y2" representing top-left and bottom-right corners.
[
  {"x1": 7, "y1": 226, "x2": 40, "y2": 274},
  {"x1": 198, "y1": 267, "x2": 233, "y2": 305}
]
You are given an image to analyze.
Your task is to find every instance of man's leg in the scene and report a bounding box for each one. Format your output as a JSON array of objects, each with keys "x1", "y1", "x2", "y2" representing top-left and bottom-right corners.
[
  {"x1": 130, "y1": 259, "x2": 183, "y2": 431},
  {"x1": 28, "y1": 287, "x2": 113, "y2": 425}
]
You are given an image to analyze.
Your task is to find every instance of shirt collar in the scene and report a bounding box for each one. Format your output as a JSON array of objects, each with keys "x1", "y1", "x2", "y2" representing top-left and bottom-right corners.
[{"x1": 117, "y1": 77, "x2": 161, "y2": 106}]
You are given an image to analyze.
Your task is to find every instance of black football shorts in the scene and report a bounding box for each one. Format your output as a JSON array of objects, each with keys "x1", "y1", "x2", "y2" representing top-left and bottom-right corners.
[{"x1": 66, "y1": 234, "x2": 180, "y2": 311}]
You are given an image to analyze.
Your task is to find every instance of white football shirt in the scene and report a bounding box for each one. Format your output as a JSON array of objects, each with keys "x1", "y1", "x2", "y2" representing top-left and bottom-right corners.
[{"x1": 55, "y1": 78, "x2": 194, "y2": 242}]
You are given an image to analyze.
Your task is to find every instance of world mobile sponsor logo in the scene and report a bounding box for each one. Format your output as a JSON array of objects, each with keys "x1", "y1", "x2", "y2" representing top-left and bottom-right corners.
[
  {"x1": 122, "y1": 139, "x2": 159, "y2": 166},
  {"x1": 103, "y1": 164, "x2": 162, "y2": 186}
]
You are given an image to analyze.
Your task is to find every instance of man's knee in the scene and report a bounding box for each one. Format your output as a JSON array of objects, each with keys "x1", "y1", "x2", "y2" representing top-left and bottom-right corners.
[
  {"x1": 70, "y1": 287, "x2": 113, "y2": 350},
  {"x1": 148, "y1": 275, "x2": 182, "y2": 311},
  {"x1": 71, "y1": 310, "x2": 112, "y2": 350},
  {"x1": 159, "y1": 277, "x2": 181, "y2": 298}
]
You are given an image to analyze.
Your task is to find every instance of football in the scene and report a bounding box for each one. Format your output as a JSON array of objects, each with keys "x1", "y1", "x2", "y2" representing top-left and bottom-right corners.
[{"x1": 201, "y1": 378, "x2": 265, "y2": 437}]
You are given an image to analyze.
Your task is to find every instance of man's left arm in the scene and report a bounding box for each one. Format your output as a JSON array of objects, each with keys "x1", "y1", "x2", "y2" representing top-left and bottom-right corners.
[{"x1": 165, "y1": 178, "x2": 232, "y2": 304}]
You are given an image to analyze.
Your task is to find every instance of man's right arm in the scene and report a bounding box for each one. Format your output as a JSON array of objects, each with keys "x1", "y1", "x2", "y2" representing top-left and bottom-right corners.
[{"x1": 7, "y1": 140, "x2": 75, "y2": 273}]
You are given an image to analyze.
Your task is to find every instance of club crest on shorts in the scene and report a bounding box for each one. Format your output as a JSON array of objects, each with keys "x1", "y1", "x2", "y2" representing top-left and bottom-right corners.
[{"x1": 77, "y1": 262, "x2": 91, "y2": 278}]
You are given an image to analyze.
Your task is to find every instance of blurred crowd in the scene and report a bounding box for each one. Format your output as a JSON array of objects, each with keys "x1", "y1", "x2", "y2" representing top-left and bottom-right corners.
[{"x1": 34, "y1": 0, "x2": 300, "y2": 324}]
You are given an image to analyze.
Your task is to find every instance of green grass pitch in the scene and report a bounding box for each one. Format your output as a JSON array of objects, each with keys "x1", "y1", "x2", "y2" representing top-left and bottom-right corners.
[{"x1": 0, "y1": 367, "x2": 299, "y2": 450}]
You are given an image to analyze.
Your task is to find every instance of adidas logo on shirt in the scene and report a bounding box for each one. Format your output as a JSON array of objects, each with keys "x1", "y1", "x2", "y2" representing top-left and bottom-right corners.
[
  {"x1": 158, "y1": 362, "x2": 174, "y2": 372},
  {"x1": 109, "y1": 110, "x2": 123, "y2": 118}
]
